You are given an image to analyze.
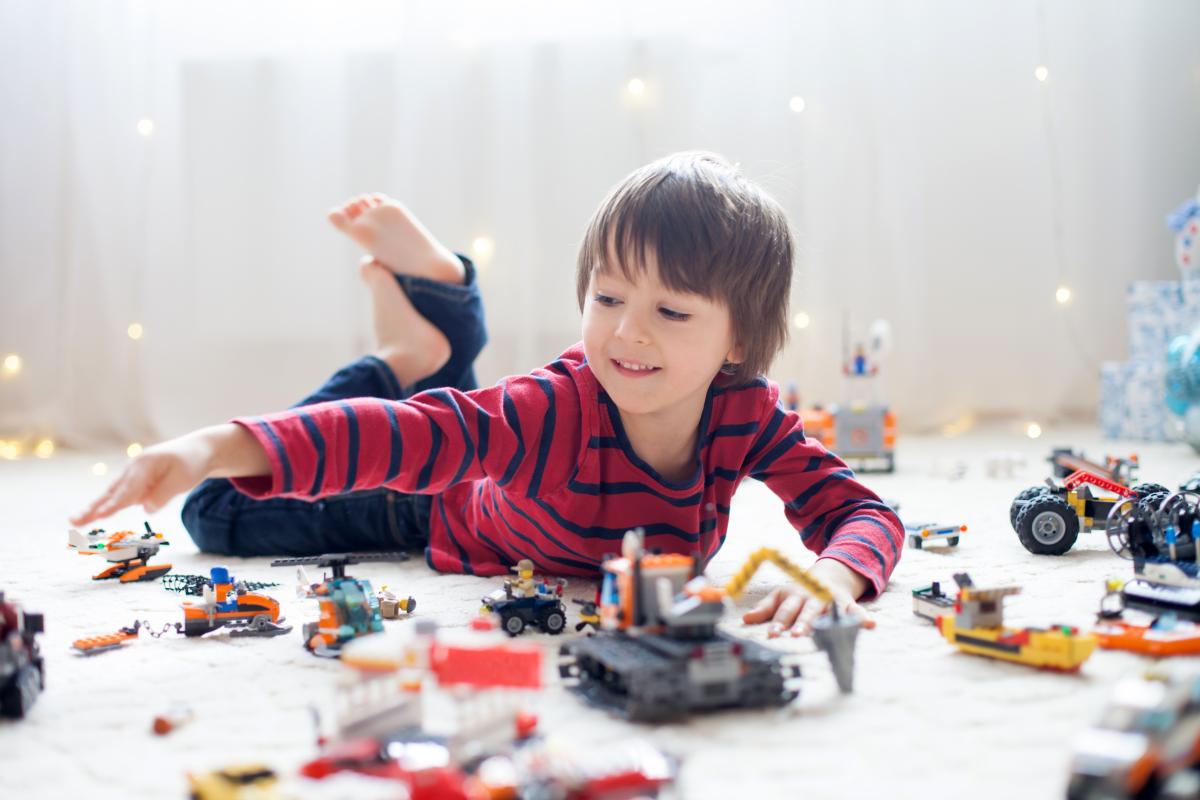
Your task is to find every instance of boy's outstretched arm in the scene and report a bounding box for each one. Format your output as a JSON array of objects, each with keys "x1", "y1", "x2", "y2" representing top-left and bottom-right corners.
[
  {"x1": 70, "y1": 424, "x2": 270, "y2": 527},
  {"x1": 738, "y1": 386, "x2": 904, "y2": 635}
]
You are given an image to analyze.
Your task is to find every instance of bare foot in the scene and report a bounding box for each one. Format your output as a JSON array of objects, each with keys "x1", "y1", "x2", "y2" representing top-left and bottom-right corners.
[
  {"x1": 360, "y1": 258, "x2": 451, "y2": 386},
  {"x1": 330, "y1": 194, "x2": 466, "y2": 284}
]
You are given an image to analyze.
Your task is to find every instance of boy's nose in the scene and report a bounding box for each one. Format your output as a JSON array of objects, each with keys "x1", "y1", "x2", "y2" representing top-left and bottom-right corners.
[{"x1": 614, "y1": 311, "x2": 650, "y2": 344}]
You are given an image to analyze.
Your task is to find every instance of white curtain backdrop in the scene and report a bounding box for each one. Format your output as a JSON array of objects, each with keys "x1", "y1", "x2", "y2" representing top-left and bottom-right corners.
[{"x1": 2, "y1": 0, "x2": 1199, "y2": 450}]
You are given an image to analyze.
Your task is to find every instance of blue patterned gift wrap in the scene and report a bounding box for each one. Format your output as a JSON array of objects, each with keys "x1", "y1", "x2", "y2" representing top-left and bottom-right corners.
[
  {"x1": 1099, "y1": 360, "x2": 1180, "y2": 441},
  {"x1": 1128, "y1": 282, "x2": 1185, "y2": 362}
]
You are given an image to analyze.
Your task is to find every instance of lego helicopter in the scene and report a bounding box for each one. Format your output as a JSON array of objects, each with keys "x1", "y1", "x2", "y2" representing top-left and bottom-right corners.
[
  {"x1": 67, "y1": 522, "x2": 172, "y2": 582},
  {"x1": 271, "y1": 552, "x2": 408, "y2": 657}
]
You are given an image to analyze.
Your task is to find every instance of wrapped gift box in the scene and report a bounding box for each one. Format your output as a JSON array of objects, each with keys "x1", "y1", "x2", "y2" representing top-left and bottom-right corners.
[{"x1": 1100, "y1": 360, "x2": 1181, "y2": 442}]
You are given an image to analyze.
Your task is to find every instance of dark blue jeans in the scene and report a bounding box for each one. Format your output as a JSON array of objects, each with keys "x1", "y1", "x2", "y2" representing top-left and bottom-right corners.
[{"x1": 181, "y1": 257, "x2": 487, "y2": 557}]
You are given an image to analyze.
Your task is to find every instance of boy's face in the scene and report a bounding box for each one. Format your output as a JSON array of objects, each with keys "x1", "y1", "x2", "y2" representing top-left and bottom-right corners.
[{"x1": 582, "y1": 250, "x2": 742, "y2": 421}]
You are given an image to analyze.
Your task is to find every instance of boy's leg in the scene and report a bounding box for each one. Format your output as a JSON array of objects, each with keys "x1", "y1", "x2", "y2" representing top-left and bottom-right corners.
[{"x1": 182, "y1": 250, "x2": 486, "y2": 557}]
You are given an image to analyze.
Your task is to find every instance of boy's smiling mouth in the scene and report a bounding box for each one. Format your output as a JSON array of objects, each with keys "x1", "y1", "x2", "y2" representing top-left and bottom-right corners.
[{"x1": 612, "y1": 358, "x2": 661, "y2": 376}]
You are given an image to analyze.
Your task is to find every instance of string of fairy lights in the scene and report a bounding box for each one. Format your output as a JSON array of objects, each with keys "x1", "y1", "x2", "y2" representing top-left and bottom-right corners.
[{"x1": 1, "y1": 38, "x2": 1079, "y2": 469}]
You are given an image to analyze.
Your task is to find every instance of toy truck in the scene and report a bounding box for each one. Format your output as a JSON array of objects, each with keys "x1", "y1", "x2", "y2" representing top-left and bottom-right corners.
[
  {"x1": 558, "y1": 530, "x2": 867, "y2": 722},
  {"x1": 1009, "y1": 468, "x2": 1168, "y2": 555},
  {"x1": 479, "y1": 558, "x2": 567, "y2": 636}
]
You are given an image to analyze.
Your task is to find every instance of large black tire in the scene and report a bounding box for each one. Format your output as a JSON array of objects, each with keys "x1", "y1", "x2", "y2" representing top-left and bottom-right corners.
[
  {"x1": 0, "y1": 666, "x2": 40, "y2": 719},
  {"x1": 540, "y1": 608, "x2": 566, "y2": 635},
  {"x1": 1132, "y1": 482, "x2": 1170, "y2": 500},
  {"x1": 1015, "y1": 494, "x2": 1080, "y2": 555},
  {"x1": 1010, "y1": 486, "x2": 1051, "y2": 529}
]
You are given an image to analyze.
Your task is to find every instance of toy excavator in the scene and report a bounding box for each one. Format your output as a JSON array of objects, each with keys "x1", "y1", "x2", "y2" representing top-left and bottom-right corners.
[
  {"x1": 559, "y1": 529, "x2": 868, "y2": 722},
  {"x1": 67, "y1": 522, "x2": 171, "y2": 582}
]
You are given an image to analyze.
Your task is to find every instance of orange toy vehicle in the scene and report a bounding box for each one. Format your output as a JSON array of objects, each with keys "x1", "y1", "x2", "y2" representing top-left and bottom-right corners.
[
  {"x1": 178, "y1": 567, "x2": 291, "y2": 638},
  {"x1": 67, "y1": 522, "x2": 171, "y2": 582}
]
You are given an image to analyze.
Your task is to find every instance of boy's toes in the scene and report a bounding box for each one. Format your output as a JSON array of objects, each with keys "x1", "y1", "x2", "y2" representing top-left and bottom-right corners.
[{"x1": 328, "y1": 206, "x2": 352, "y2": 232}]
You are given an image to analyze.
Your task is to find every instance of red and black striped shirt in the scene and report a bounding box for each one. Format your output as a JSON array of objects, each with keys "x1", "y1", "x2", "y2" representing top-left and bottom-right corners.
[{"x1": 231, "y1": 345, "x2": 903, "y2": 596}]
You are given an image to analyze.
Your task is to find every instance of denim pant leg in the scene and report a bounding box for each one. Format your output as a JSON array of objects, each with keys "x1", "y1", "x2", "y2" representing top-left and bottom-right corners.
[{"x1": 181, "y1": 256, "x2": 487, "y2": 557}]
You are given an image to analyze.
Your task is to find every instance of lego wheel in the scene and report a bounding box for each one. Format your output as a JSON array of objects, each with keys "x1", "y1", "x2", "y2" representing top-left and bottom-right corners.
[
  {"x1": 1010, "y1": 486, "x2": 1050, "y2": 529},
  {"x1": 1131, "y1": 482, "x2": 1170, "y2": 499},
  {"x1": 1180, "y1": 473, "x2": 1200, "y2": 493},
  {"x1": 1157, "y1": 491, "x2": 1200, "y2": 550},
  {"x1": 250, "y1": 614, "x2": 272, "y2": 632},
  {"x1": 947, "y1": 537, "x2": 959, "y2": 547},
  {"x1": 0, "y1": 666, "x2": 40, "y2": 719},
  {"x1": 502, "y1": 613, "x2": 526, "y2": 636},
  {"x1": 1015, "y1": 494, "x2": 1079, "y2": 555},
  {"x1": 1104, "y1": 497, "x2": 1139, "y2": 560},
  {"x1": 540, "y1": 608, "x2": 566, "y2": 635},
  {"x1": 908, "y1": 536, "x2": 922, "y2": 550}
]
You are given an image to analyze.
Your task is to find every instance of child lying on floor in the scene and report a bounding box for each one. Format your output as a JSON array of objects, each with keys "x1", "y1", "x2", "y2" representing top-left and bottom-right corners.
[{"x1": 72, "y1": 151, "x2": 903, "y2": 636}]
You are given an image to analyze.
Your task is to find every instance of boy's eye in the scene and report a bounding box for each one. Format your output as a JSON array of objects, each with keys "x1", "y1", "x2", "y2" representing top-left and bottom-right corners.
[
  {"x1": 659, "y1": 307, "x2": 691, "y2": 321},
  {"x1": 593, "y1": 293, "x2": 620, "y2": 306}
]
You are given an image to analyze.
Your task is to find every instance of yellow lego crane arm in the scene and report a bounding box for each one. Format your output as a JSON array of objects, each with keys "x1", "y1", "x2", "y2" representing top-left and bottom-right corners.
[{"x1": 722, "y1": 547, "x2": 834, "y2": 604}]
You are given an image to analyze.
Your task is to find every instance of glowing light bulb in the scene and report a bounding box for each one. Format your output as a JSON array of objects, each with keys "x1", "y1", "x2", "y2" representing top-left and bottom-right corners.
[
  {"x1": 1034, "y1": 65, "x2": 1049, "y2": 82},
  {"x1": 1026, "y1": 422, "x2": 1043, "y2": 439},
  {"x1": 626, "y1": 78, "x2": 645, "y2": 96},
  {"x1": 2, "y1": 354, "x2": 20, "y2": 377},
  {"x1": 792, "y1": 312, "x2": 811, "y2": 330},
  {"x1": 789, "y1": 96, "x2": 806, "y2": 113},
  {"x1": 126, "y1": 442, "x2": 143, "y2": 458},
  {"x1": 0, "y1": 441, "x2": 19, "y2": 460},
  {"x1": 92, "y1": 462, "x2": 108, "y2": 476},
  {"x1": 127, "y1": 322, "x2": 144, "y2": 340},
  {"x1": 1055, "y1": 286, "x2": 1072, "y2": 304},
  {"x1": 35, "y1": 439, "x2": 55, "y2": 458},
  {"x1": 137, "y1": 118, "x2": 155, "y2": 137},
  {"x1": 471, "y1": 237, "x2": 494, "y2": 261}
]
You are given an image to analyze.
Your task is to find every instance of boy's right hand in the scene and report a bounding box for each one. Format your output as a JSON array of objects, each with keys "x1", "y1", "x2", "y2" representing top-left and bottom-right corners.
[{"x1": 69, "y1": 423, "x2": 269, "y2": 527}]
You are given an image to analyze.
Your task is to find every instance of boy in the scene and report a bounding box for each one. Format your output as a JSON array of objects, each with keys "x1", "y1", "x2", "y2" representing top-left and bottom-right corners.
[{"x1": 72, "y1": 152, "x2": 903, "y2": 636}]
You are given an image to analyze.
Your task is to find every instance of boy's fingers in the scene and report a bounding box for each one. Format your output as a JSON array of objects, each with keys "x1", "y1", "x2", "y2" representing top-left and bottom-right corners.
[
  {"x1": 742, "y1": 588, "x2": 784, "y2": 623},
  {"x1": 768, "y1": 593, "x2": 806, "y2": 637}
]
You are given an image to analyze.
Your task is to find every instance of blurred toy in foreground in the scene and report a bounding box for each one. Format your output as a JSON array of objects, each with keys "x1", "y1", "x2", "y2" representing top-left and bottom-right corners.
[
  {"x1": 480, "y1": 558, "x2": 568, "y2": 636},
  {"x1": 558, "y1": 529, "x2": 868, "y2": 722},
  {"x1": 67, "y1": 522, "x2": 171, "y2": 582},
  {"x1": 1067, "y1": 668, "x2": 1200, "y2": 800},
  {"x1": 934, "y1": 573, "x2": 1096, "y2": 671},
  {"x1": 0, "y1": 590, "x2": 44, "y2": 719},
  {"x1": 302, "y1": 617, "x2": 676, "y2": 799},
  {"x1": 272, "y1": 552, "x2": 407, "y2": 657},
  {"x1": 1165, "y1": 185, "x2": 1200, "y2": 454},
  {"x1": 905, "y1": 522, "x2": 967, "y2": 550},
  {"x1": 187, "y1": 764, "x2": 279, "y2": 800}
]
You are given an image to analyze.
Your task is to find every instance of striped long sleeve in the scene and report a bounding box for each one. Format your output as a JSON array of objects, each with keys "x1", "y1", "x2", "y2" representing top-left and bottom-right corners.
[
  {"x1": 230, "y1": 371, "x2": 582, "y2": 502},
  {"x1": 745, "y1": 385, "x2": 903, "y2": 598}
]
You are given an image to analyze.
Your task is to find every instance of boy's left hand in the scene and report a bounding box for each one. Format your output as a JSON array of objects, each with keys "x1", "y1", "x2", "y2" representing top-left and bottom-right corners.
[{"x1": 741, "y1": 557, "x2": 872, "y2": 637}]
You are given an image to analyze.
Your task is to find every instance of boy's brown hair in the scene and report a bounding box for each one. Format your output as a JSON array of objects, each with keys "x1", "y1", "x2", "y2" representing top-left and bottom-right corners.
[{"x1": 575, "y1": 151, "x2": 793, "y2": 385}]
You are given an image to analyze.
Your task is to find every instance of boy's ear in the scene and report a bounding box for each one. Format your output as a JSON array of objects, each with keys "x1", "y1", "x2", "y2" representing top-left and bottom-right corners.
[{"x1": 725, "y1": 344, "x2": 745, "y2": 365}]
